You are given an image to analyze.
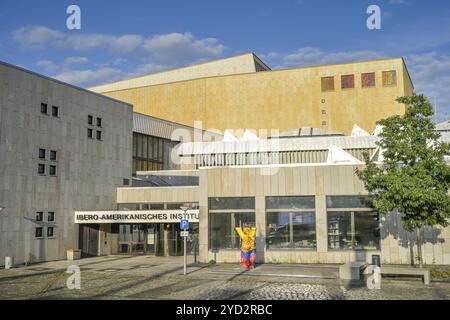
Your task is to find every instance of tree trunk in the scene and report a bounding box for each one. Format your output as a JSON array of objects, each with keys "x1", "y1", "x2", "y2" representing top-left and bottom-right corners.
[{"x1": 416, "y1": 228, "x2": 423, "y2": 268}]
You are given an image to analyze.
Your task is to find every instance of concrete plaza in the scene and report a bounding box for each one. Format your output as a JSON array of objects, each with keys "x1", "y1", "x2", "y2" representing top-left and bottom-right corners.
[{"x1": 0, "y1": 255, "x2": 449, "y2": 300}]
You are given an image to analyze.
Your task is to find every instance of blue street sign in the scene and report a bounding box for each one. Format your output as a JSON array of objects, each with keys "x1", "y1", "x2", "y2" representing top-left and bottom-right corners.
[{"x1": 180, "y1": 219, "x2": 189, "y2": 230}]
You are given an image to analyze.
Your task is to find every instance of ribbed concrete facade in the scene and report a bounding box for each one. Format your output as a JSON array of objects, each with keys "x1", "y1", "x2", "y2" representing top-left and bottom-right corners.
[{"x1": 0, "y1": 62, "x2": 133, "y2": 265}]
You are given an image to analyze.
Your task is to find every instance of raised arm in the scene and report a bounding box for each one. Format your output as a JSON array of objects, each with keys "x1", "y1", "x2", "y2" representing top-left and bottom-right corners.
[{"x1": 235, "y1": 227, "x2": 244, "y2": 239}]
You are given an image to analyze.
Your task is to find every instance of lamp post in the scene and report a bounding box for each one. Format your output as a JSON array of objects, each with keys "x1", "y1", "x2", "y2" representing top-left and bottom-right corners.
[{"x1": 180, "y1": 205, "x2": 189, "y2": 276}]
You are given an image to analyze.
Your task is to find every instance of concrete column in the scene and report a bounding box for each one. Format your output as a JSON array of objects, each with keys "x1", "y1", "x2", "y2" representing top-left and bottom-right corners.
[
  {"x1": 198, "y1": 169, "x2": 209, "y2": 263},
  {"x1": 315, "y1": 195, "x2": 328, "y2": 253},
  {"x1": 255, "y1": 196, "x2": 266, "y2": 263}
]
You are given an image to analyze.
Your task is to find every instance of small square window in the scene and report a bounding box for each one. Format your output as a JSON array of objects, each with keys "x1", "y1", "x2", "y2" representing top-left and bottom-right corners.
[
  {"x1": 50, "y1": 150, "x2": 57, "y2": 161},
  {"x1": 88, "y1": 128, "x2": 93, "y2": 138},
  {"x1": 382, "y1": 70, "x2": 397, "y2": 86},
  {"x1": 39, "y1": 149, "x2": 46, "y2": 160},
  {"x1": 321, "y1": 77, "x2": 335, "y2": 92},
  {"x1": 341, "y1": 74, "x2": 355, "y2": 89},
  {"x1": 52, "y1": 106, "x2": 59, "y2": 117},
  {"x1": 41, "y1": 103, "x2": 48, "y2": 114},
  {"x1": 36, "y1": 212, "x2": 43, "y2": 221},
  {"x1": 97, "y1": 118, "x2": 102, "y2": 127},
  {"x1": 321, "y1": 110, "x2": 327, "y2": 115},
  {"x1": 38, "y1": 164, "x2": 45, "y2": 175},
  {"x1": 48, "y1": 212, "x2": 55, "y2": 222},
  {"x1": 35, "y1": 227, "x2": 43, "y2": 238},
  {"x1": 88, "y1": 115, "x2": 93, "y2": 125},
  {"x1": 362, "y1": 72, "x2": 376, "y2": 88},
  {"x1": 49, "y1": 165, "x2": 57, "y2": 176},
  {"x1": 47, "y1": 227, "x2": 54, "y2": 238},
  {"x1": 322, "y1": 121, "x2": 327, "y2": 126},
  {"x1": 96, "y1": 130, "x2": 102, "y2": 141},
  {"x1": 321, "y1": 99, "x2": 326, "y2": 104}
]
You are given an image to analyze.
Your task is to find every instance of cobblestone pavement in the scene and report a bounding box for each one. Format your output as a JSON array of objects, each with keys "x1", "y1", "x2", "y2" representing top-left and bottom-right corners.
[{"x1": 0, "y1": 255, "x2": 449, "y2": 300}]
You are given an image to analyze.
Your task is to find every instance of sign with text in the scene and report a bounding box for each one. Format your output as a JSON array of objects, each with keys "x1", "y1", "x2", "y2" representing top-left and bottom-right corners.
[{"x1": 74, "y1": 210, "x2": 199, "y2": 224}]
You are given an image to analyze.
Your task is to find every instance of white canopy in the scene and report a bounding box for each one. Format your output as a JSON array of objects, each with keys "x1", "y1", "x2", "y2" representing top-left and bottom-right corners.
[
  {"x1": 351, "y1": 124, "x2": 370, "y2": 137},
  {"x1": 327, "y1": 145, "x2": 363, "y2": 164}
]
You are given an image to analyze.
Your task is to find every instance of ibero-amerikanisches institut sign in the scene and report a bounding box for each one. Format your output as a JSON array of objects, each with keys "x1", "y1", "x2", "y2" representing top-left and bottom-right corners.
[{"x1": 74, "y1": 210, "x2": 200, "y2": 224}]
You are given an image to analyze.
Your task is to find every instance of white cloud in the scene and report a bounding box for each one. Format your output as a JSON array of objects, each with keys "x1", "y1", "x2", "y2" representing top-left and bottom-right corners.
[
  {"x1": 404, "y1": 52, "x2": 450, "y2": 122},
  {"x1": 11, "y1": 26, "x2": 226, "y2": 65},
  {"x1": 263, "y1": 47, "x2": 386, "y2": 69},
  {"x1": 54, "y1": 67, "x2": 123, "y2": 87},
  {"x1": 12, "y1": 26, "x2": 64, "y2": 49}
]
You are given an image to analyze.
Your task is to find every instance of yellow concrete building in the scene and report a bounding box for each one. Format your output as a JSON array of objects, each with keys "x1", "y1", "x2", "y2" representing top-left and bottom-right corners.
[{"x1": 89, "y1": 54, "x2": 414, "y2": 136}]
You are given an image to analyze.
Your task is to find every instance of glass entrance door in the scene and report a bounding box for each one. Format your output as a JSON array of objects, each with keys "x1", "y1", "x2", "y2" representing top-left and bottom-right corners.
[{"x1": 118, "y1": 224, "x2": 148, "y2": 254}]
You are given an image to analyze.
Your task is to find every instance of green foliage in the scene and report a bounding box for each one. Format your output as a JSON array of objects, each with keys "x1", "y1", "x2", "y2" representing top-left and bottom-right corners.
[{"x1": 356, "y1": 94, "x2": 450, "y2": 232}]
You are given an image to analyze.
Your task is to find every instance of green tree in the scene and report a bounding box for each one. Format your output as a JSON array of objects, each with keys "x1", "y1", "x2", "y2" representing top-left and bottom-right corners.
[{"x1": 356, "y1": 94, "x2": 450, "y2": 267}]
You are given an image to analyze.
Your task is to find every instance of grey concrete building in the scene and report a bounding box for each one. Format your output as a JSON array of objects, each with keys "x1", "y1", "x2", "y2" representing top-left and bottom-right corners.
[{"x1": 0, "y1": 61, "x2": 133, "y2": 265}]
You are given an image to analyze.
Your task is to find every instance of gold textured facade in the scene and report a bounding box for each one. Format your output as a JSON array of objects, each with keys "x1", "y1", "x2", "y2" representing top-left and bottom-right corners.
[{"x1": 91, "y1": 56, "x2": 414, "y2": 136}]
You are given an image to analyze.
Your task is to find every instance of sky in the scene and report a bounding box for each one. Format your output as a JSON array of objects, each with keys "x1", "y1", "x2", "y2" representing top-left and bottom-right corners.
[{"x1": 1, "y1": 0, "x2": 450, "y2": 121}]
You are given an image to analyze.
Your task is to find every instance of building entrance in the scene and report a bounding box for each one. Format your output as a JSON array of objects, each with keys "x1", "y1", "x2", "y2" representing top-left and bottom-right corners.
[{"x1": 116, "y1": 223, "x2": 198, "y2": 257}]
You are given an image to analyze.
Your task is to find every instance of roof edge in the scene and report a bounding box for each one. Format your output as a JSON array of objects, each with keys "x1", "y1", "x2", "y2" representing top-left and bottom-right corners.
[{"x1": 0, "y1": 60, "x2": 133, "y2": 108}]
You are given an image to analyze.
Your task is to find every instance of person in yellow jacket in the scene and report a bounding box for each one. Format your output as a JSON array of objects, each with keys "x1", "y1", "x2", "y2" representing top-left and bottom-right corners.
[{"x1": 235, "y1": 225, "x2": 257, "y2": 269}]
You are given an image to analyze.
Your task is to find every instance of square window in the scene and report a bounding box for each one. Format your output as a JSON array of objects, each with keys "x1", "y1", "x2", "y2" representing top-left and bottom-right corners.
[
  {"x1": 382, "y1": 70, "x2": 397, "y2": 86},
  {"x1": 38, "y1": 163, "x2": 45, "y2": 175},
  {"x1": 49, "y1": 165, "x2": 57, "y2": 176},
  {"x1": 52, "y1": 106, "x2": 59, "y2": 117},
  {"x1": 88, "y1": 128, "x2": 93, "y2": 138},
  {"x1": 50, "y1": 150, "x2": 57, "y2": 161},
  {"x1": 96, "y1": 130, "x2": 102, "y2": 140},
  {"x1": 47, "y1": 227, "x2": 54, "y2": 238},
  {"x1": 321, "y1": 110, "x2": 327, "y2": 115},
  {"x1": 35, "y1": 227, "x2": 43, "y2": 238},
  {"x1": 341, "y1": 75, "x2": 355, "y2": 89},
  {"x1": 321, "y1": 77, "x2": 335, "y2": 92},
  {"x1": 361, "y1": 72, "x2": 376, "y2": 88},
  {"x1": 88, "y1": 115, "x2": 93, "y2": 125},
  {"x1": 321, "y1": 99, "x2": 326, "y2": 104},
  {"x1": 97, "y1": 118, "x2": 102, "y2": 127},
  {"x1": 322, "y1": 121, "x2": 327, "y2": 126},
  {"x1": 39, "y1": 148, "x2": 46, "y2": 160},
  {"x1": 48, "y1": 212, "x2": 55, "y2": 222},
  {"x1": 41, "y1": 103, "x2": 48, "y2": 114},
  {"x1": 36, "y1": 212, "x2": 43, "y2": 221}
]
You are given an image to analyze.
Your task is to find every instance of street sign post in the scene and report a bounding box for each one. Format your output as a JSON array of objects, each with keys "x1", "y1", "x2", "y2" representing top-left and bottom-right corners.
[{"x1": 180, "y1": 218, "x2": 189, "y2": 275}]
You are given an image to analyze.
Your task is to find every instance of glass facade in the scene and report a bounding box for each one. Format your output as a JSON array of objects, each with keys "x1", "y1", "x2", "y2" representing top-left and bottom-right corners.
[
  {"x1": 266, "y1": 196, "x2": 316, "y2": 249},
  {"x1": 208, "y1": 197, "x2": 255, "y2": 250},
  {"x1": 132, "y1": 132, "x2": 178, "y2": 175},
  {"x1": 327, "y1": 196, "x2": 380, "y2": 250}
]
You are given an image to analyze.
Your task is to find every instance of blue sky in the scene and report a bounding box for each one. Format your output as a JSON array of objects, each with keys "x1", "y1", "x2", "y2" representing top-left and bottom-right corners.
[{"x1": 1, "y1": 0, "x2": 450, "y2": 121}]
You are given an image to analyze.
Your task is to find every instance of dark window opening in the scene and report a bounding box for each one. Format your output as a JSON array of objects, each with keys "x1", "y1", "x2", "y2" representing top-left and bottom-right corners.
[
  {"x1": 50, "y1": 150, "x2": 57, "y2": 161},
  {"x1": 39, "y1": 149, "x2": 46, "y2": 160},
  {"x1": 36, "y1": 212, "x2": 43, "y2": 221},
  {"x1": 52, "y1": 106, "x2": 59, "y2": 117},
  {"x1": 41, "y1": 103, "x2": 48, "y2": 114},
  {"x1": 35, "y1": 227, "x2": 43, "y2": 238}
]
